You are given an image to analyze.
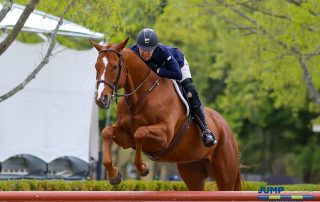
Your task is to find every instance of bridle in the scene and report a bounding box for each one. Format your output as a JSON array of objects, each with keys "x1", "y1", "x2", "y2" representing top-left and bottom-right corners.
[
  {"x1": 97, "y1": 48, "x2": 125, "y2": 103},
  {"x1": 96, "y1": 48, "x2": 159, "y2": 108}
]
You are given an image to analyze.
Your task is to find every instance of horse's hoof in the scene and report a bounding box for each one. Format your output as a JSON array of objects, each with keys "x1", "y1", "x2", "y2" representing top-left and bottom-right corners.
[
  {"x1": 109, "y1": 171, "x2": 122, "y2": 186},
  {"x1": 139, "y1": 164, "x2": 150, "y2": 177}
]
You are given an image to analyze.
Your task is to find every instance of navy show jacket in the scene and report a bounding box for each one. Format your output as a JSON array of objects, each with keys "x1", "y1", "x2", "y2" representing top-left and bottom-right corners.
[{"x1": 130, "y1": 44, "x2": 185, "y2": 80}]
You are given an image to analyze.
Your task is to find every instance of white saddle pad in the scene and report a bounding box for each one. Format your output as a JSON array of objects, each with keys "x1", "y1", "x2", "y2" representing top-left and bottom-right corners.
[{"x1": 171, "y1": 80, "x2": 190, "y2": 116}]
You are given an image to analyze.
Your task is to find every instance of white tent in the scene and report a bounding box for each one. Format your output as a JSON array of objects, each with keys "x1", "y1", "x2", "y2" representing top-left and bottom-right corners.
[
  {"x1": 0, "y1": 3, "x2": 103, "y2": 173},
  {"x1": 0, "y1": 3, "x2": 104, "y2": 39}
]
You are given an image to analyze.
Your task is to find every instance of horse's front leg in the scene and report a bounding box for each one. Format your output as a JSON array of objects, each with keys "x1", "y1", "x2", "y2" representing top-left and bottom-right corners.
[
  {"x1": 102, "y1": 122, "x2": 133, "y2": 185},
  {"x1": 133, "y1": 124, "x2": 167, "y2": 176}
]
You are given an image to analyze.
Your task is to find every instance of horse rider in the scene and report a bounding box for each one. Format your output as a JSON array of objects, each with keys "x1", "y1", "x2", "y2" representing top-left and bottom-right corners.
[{"x1": 130, "y1": 28, "x2": 217, "y2": 147}]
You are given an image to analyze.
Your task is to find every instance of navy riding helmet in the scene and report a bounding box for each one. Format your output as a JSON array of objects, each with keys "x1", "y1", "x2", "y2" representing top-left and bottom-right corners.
[{"x1": 136, "y1": 28, "x2": 159, "y2": 51}]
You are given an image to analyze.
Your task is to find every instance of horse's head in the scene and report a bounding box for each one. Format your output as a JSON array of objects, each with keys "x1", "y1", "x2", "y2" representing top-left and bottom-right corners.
[{"x1": 89, "y1": 37, "x2": 129, "y2": 109}]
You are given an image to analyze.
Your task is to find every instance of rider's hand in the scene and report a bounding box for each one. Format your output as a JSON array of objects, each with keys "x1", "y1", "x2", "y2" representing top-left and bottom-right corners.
[{"x1": 147, "y1": 61, "x2": 159, "y2": 73}]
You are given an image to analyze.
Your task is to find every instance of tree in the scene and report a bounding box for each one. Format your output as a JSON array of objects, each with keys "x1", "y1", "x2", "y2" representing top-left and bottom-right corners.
[
  {"x1": 0, "y1": 0, "x2": 13, "y2": 22},
  {"x1": 201, "y1": 0, "x2": 320, "y2": 108},
  {"x1": 26, "y1": 0, "x2": 163, "y2": 42},
  {"x1": 0, "y1": 0, "x2": 76, "y2": 102},
  {"x1": 0, "y1": 0, "x2": 39, "y2": 55},
  {"x1": 199, "y1": 0, "x2": 320, "y2": 181}
]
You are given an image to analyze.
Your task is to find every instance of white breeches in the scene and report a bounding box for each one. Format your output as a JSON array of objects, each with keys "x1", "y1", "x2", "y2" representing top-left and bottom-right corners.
[{"x1": 178, "y1": 57, "x2": 192, "y2": 83}]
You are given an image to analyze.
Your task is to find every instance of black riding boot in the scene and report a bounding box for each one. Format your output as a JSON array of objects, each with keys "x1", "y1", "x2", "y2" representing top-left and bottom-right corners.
[
  {"x1": 193, "y1": 105, "x2": 217, "y2": 147},
  {"x1": 181, "y1": 78, "x2": 217, "y2": 147}
]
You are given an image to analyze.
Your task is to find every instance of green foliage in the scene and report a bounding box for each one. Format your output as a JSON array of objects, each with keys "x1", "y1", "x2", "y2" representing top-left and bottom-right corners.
[
  {"x1": 15, "y1": 180, "x2": 31, "y2": 191},
  {"x1": 210, "y1": 0, "x2": 320, "y2": 112},
  {"x1": 13, "y1": 0, "x2": 163, "y2": 46},
  {"x1": 0, "y1": 180, "x2": 16, "y2": 191},
  {"x1": 284, "y1": 184, "x2": 320, "y2": 192},
  {"x1": 311, "y1": 148, "x2": 320, "y2": 181},
  {"x1": 56, "y1": 36, "x2": 92, "y2": 50},
  {"x1": 289, "y1": 138, "x2": 320, "y2": 183},
  {"x1": 244, "y1": 181, "x2": 267, "y2": 191},
  {"x1": 170, "y1": 181, "x2": 189, "y2": 191},
  {"x1": 298, "y1": 147, "x2": 313, "y2": 173},
  {"x1": 155, "y1": 0, "x2": 218, "y2": 94},
  {"x1": 16, "y1": 32, "x2": 44, "y2": 44},
  {"x1": 204, "y1": 181, "x2": 218, "y2": 191}
]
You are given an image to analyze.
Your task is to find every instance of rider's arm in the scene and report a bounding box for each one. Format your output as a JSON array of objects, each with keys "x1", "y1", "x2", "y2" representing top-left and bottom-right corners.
[{"x1": 156, "y1": 48, "x2": 182, "y2": 80}]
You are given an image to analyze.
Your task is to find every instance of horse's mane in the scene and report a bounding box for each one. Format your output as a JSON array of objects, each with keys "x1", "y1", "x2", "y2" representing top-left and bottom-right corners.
[
  {"x1": 99, "y1": 43, "x2": 148, "y2": 72},
  {"x1": 122, "y1": 47, "x2": 151, "y2": 71},
  {"x1": 102, "y1": 42, "x2": 146, "y2": 65},
  {"x1": 124, "y1": 47, "x2": 145, "y2": 62}
]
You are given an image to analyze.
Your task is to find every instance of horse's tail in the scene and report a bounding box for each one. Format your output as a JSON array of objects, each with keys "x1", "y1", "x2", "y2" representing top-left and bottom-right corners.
[{"x1": 234, "y1": 169, "x2": 243, "y2": 191}]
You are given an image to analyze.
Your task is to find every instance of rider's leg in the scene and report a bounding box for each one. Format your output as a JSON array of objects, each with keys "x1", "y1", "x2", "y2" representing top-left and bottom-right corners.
[{"x1": 181, "y1": 78, "x2": 217, "y2": 147}]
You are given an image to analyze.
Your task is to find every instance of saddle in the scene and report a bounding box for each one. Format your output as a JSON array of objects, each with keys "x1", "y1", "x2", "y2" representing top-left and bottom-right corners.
[{"x1": 171, "y1": 80, "x2": 190, "y2": 117}]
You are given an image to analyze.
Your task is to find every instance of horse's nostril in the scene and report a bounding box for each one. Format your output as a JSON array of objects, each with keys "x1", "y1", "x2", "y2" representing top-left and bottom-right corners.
[{"x1": 102, "y1": 95, "x2": 108, "y2": 105}]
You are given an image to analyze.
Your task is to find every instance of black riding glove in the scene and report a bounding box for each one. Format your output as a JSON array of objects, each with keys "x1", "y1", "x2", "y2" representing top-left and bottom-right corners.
[{"x1": 147, "y1": 61, "x2": 159, "y2": 73}]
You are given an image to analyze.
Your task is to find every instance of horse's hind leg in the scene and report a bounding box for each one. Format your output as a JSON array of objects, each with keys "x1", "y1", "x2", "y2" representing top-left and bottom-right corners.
[
  {"x1": 209, "y1": 146, "x2": 240, "y2": 190},
  {"x1": 177, "y1": 161, "x2": 209, "y2": 191}
]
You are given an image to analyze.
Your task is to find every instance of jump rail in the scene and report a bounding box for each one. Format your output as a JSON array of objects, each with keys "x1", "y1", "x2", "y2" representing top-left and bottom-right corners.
[{"x1": 0, "y1": 191, "x2": 319, "y2": 201}]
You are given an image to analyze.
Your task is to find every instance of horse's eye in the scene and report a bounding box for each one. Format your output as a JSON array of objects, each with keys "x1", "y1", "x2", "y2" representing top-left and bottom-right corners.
[{"x1": 113, "y1": 65, "x2": 117, "y2": 70}]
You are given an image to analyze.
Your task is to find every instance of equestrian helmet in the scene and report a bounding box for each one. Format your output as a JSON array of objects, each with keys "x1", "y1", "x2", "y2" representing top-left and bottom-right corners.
[{"x1": 136, "y1": 28, "x2": 159, "y2": 51}]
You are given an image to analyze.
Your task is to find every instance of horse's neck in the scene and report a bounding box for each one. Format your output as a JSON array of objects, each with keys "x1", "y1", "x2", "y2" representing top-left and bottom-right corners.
[
  {"x1": 122, "y1": 48, "x2": 157, "y2": 97},
  {"x1": 124, "y1": 74, "x2": 138, "y2": 104}
]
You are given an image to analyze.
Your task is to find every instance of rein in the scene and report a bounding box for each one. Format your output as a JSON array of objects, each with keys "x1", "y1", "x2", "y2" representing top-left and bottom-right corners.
[
  {"x1": 97, "y1": 48, "x2": 159, "y2": 108},
  {"x1": 116, "y1": 68, "x2": 160, "y2": 108}
]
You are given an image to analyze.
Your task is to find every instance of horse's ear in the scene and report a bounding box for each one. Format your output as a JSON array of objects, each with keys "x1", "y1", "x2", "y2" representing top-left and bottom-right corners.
[
  {"x1": 115, "y1": 37, "x2": 129, "y2": 51},
  {"x1": 88, "y1": 39, "x2": 102, "y2": 52}
]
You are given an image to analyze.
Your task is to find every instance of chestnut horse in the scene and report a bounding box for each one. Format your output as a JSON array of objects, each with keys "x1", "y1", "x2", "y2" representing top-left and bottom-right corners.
[{"x1": 89, "y1": 38, "x2": 241, "y2": 191}]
